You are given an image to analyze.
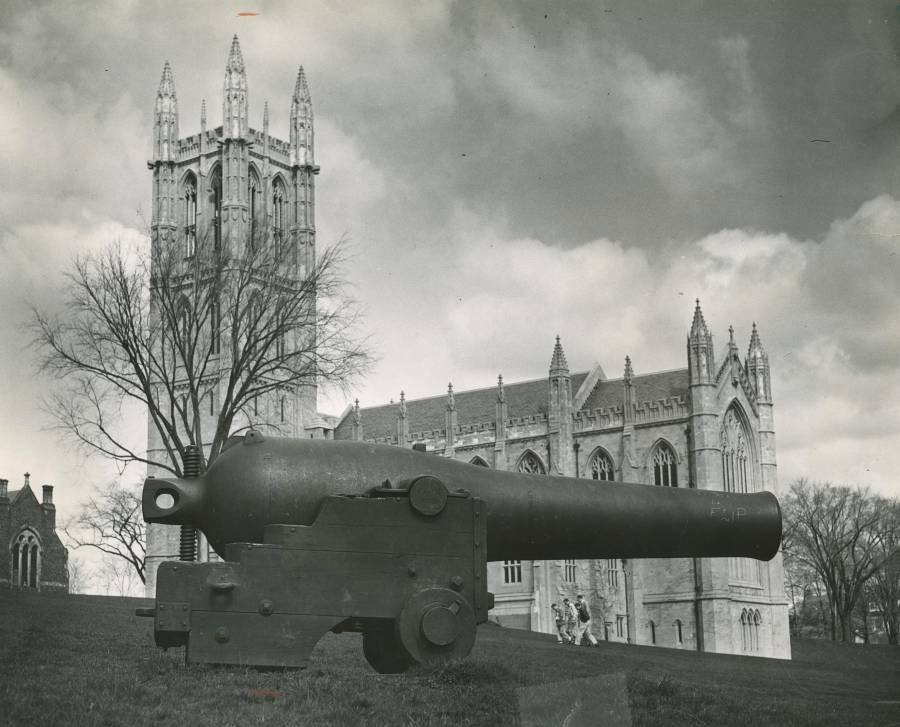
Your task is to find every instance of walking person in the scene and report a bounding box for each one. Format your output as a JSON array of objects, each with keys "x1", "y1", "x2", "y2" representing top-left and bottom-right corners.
[
  {"x1": 573, "y1": 594, "x2": 599, "y2": 646},
  {"x1": 563, "y1": 597, "x2": 578, "y2": 645},
  {"x1": 551, "y1": 603, "x2": 570, "y2": 644}
]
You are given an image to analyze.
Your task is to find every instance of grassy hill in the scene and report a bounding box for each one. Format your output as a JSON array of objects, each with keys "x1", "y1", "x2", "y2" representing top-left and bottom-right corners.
[{"x1": 1, "y1": 589, "x2": 898, "y2": 726}]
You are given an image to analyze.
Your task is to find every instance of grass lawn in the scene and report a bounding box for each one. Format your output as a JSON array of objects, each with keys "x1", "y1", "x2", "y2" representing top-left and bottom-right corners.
[{"x1": 1, "y1": 589, "x2": 898, "y2": 726}]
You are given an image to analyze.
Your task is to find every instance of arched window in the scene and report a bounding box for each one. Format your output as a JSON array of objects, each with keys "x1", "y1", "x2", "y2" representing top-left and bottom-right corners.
[
  {"x1": 209, "y1": 298, "x2": 221, "y2": 355},
  {"x1": 502, "y1": 560, "x2": 522, "y2": 584},
  {"x1": 248, "y1": 166, "x2": 261, "y2": 248},
  {"x1": 11, "y1": 529, "x2": 41, "y2": 589},
  {"x1": 517, "y1": 451, "x2": 545, "y2": 475},
  {"x1": 176, "y1": 296, "x2": 191, "y2": 345},
  {"x1": 675, "y1": 619, "x2": 683, "y2": 645},
  {"x1": 721, "y1": 406, "x2": 753, "y2": 493},
  {"x1": 469, "y1": 456, "x2": 489, "y2": 467},
  {"x1": 271, "y1": 177, "x2": 287, "y2": 258},
  {"x1": 208, "y1": 165, "x2": 222, "y2": 252},
  {"x1": 589, "y1": 449, "x2": 615, "y2": 481},
  {"x1": 753, "y1": 610, "x2": 762, "y2": 651},
  {"x1": 652, "y1": 443, "x2": 678, "y2": 487},
  {"x1": 564, "y1": 559, "x2": 576, "y2": 582},
  {"x1": 740, "y1": 609, "x2": 750, "y2": 651},
  {"x1": 649, "y1": 620, "x2": 656, "y2": 644},
  {"x1": 182, "y1": 173, "x2": 197, "y2": 258}
]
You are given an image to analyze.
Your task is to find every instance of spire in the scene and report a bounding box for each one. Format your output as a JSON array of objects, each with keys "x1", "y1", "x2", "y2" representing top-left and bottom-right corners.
[
  {"x1": 623, "y1": 356, "x2": 636, "y2": 425},
  {"x1": 223, "y1": 35, "x2": 248, "y2": 139},
  {"x1": 153, "y1": 61, "x2": 178, "y2": 161},
  {"x1": 687, "y1": 299, "x2": 715, "y2": 385},
  {"x1": 446, "y1": 383, "x2": 456, "y2": 411},
  {"x1": 746, "y1": 322, "x2": 771, "y2": 403},
  {"x1": 549, "y1": 335, "x2": 569, "y2": 376},
  {"x1": 200, "y1": 98, "x2": 207, "y2": 132},
  {"x1": 290, "y1": 65, "x2": 315, "y2": 167},
  {"x1": 397, "y1": 391, "x2": 409, "y2": 445},
  {"x1": 263, "y1": 101, "x2": 269, "y2": 133},
  {"x1": 352, "y1": 398, "x2": 361, "y2": 424},
  {"x1": 497, "y1": 374, "x2": 506, "y2": 403},
  {"x1": 689, "y1": 298, "x2": 710, "y2": 340}
]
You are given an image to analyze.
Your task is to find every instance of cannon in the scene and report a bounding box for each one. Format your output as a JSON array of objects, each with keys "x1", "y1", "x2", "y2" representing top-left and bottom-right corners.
[{"x1": 137, "y1": 431, "x2": 782, "y2": 672}]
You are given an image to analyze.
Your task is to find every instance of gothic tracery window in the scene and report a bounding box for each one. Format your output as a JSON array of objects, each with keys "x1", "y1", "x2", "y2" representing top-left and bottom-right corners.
[
  {"x1": 652, "y1": 443, "x2": 678, "y2": 487},
  {"x1": 721, "y1": 407, "x2": 753, "y2": 494},
  {"x1": 517, "y1": 451, "x2": 545, "y2": 475},
  {"x1": 182, "y1": 173, "x2": 197, "y2": 258},
  {"x1": 589, "y1": 449, "x2": 615, "y2": 481},
  {"x1": 209, "y1": 166, "x2": 222, "y2": 252},
  {"x1": 271, "y1": 178, "x2": 287, "y2": 258},
  {"x1": 11, "y1": 529, "x2": 41, "y2": 589},
  {"x1": 248, "y1": 167, "x2": 261, "y2": 248}
]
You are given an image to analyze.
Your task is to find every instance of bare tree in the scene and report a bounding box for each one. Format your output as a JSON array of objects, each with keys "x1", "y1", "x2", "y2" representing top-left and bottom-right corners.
[
  {"x1": 30, "y1": 227, "x2": 373, "y2": 477},
  {"x1": 782, "y1": 479, "x2": 884, "y2": 642},
  {"x1": 63, "y1": 482, "x2": 146, "y2": 584},
  {"x1": 96, "y1": 556, "x2": 142, "y2": 598},
  {"x1": 867, "y1": 497, "x2": 900, "y2": 644},
  {"x1": 65, "y1": 554, "x2": 92, "y2": 595}
]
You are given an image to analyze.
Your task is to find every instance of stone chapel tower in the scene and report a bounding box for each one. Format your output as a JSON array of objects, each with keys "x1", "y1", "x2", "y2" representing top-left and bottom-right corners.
[{"x1": 144, "y1": 37, "x2": 321, "y2": 595}]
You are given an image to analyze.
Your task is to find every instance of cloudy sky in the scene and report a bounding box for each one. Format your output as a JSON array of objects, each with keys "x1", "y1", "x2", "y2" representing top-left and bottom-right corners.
[{"x1": 2, "y1": 0, "x2": 900, "y2": 540}]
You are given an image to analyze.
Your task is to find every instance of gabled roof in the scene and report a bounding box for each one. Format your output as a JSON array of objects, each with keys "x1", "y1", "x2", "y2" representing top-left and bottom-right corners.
[
  {"x1": 580, "y1": 368, "x2": 689, "y2": 411},
  {"x1": 335, "y1": 372, "x2": 589, "y2": 441}
]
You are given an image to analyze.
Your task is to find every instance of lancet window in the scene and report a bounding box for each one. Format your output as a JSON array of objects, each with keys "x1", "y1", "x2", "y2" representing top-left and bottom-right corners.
[
  {"x1": 11, "y1": 529, "x2": 41, "y2": 589},
  {"x1": 652, "y1": 443, "x2": 678, "y2": 487},
  {"x1": 272, "y1": 178, "x2": 287, "y2": 258},
  {"x1": 209, "y1": 166, "x2": 222, "y2": 252},
  {"x1": 249, "y1": 167, "x2": 261, "y2": 248},
  {"x1": 589, "y1": 449, "x2": 615, "y2": 481},
  {"x1": 564, "y1": 559, "x2": 576, "y2": 582},
  {"x1": 675, "y1": 619, "x2": 684, "y2": 645},
  {"x1": 182, "y1": 173, "x2": 197, "y2": 258},
  {"x1": 517, "y1": 451, "x2": 546, "y2": 475},
  {"x1": 721, "y1": 406, "x2": 753, "y2": 494}
]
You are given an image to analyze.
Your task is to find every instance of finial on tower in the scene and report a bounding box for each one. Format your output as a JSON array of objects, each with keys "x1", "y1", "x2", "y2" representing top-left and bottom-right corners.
[
  {"x1": 549, "y1": 335, "x2": 569, "y2": 375},
  {"x1": 497, "y1": 374, "x2": 506, "y2": 403},
  {"x1": 624, "y1": 355, "x2": 634, "y2": 383},
  {"x1": 200, "y1": 98, "x2": 207, "y2": 131},
  {"x1": 290, "y1": 65, "x2": 315, "y2": 167},
  {"x1": 153, "y1": 61, "x2": 178, "y2": 162},
  {"x1": 223, "y1": 35, "x2": 248, "y2": 139},
  {"x1": 689, "y1": 299, "x2": 710, "y2": 339},
  {"x1": 446, "y1": 382, "x2": 456, "y2": 411},
  {"x1": 263, "y1": 101, "x2": 269, "y2": 132}
]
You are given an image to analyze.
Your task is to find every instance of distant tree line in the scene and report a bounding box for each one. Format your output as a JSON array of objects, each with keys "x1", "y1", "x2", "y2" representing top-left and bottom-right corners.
[{"x1": 782, "y1": 479, "x2": 900, "y2": 644}]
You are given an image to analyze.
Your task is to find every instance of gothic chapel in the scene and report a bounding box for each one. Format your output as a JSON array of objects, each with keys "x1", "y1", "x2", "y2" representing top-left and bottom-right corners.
[{"x1": 335, "y1": 308, "x2": 791, "y2": 659}]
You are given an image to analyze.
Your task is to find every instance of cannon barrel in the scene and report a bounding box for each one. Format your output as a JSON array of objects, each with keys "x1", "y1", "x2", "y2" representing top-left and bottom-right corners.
[{"x1": 143, "y1": 432, "x2": 782, "y2": 563}]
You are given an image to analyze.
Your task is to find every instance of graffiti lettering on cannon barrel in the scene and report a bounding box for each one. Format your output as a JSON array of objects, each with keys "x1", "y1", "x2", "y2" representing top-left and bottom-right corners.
[{"x1": 709, "y1": 500, "x2": 748, "y2": 523}]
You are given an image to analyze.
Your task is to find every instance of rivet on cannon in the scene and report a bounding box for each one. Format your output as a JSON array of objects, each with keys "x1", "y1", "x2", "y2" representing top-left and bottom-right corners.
[
  {"x1": 214, "y1": 626, "x2": 230, "y2": 643},
  {"x1": 258, "y1": 599, "x2": 274, "y2": 616},
  {"x1": 407, "y1": 565, "x2": 417, "y2": 577},
  {"x1": 450, "y1": 575, "x2": 464, "y2": 591}
]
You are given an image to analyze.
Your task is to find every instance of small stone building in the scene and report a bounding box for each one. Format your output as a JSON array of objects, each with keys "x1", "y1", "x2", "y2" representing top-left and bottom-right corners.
[{"x1": 0, "y1": 474, "x2": 69, "y2": 591}]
